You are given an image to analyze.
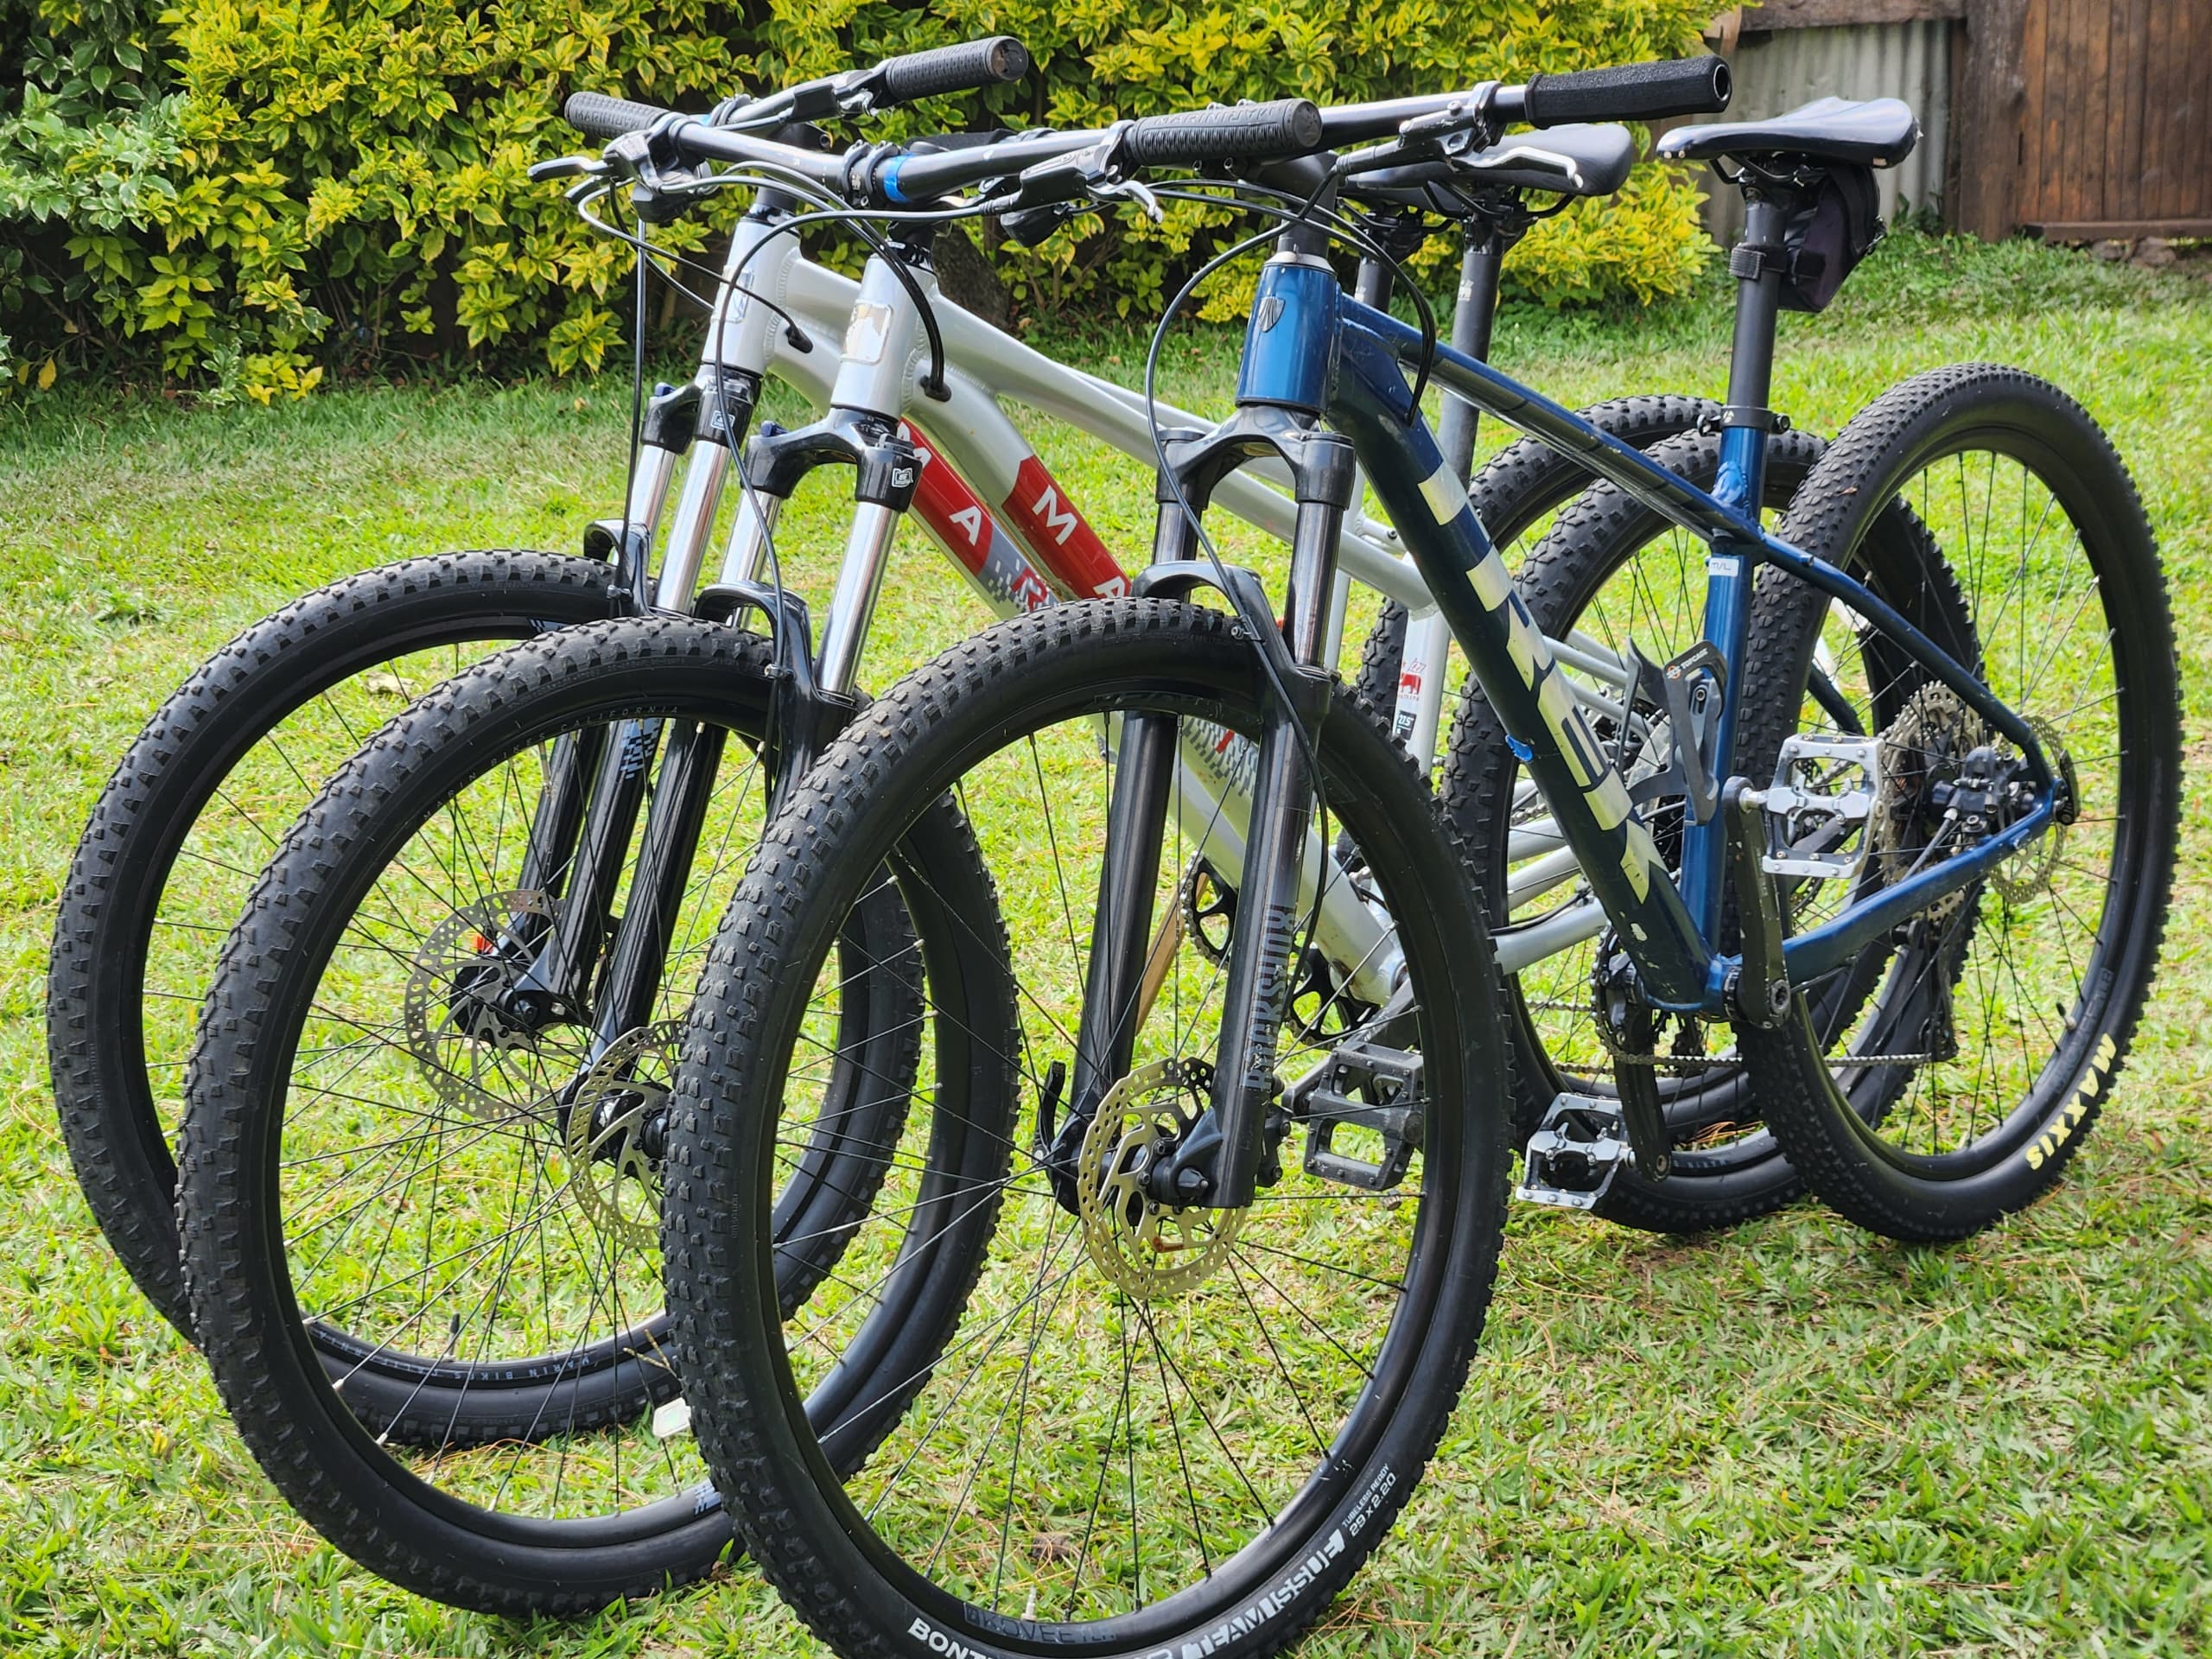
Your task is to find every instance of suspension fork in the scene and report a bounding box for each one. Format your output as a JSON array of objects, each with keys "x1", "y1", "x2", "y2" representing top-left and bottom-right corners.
[
  {"x1": 566, "y1": 247, "x2": 927, "y2": 1061},
  {"x1": 1067, "y1": 245, "x2": 1359, "y2": 1211},
  {"x1": 504, "y1": 375, "x2": 701, "y2": 978},
  {"x1": 1188, "y1": 429, "x2": 1353, "y2": 1209},
  {"x1": 1068, "y1": 502, "x2": 1205, "y2": 1122},
  {"x1": 511, "y1": 199, "x2": 806, "y2": 1033}
]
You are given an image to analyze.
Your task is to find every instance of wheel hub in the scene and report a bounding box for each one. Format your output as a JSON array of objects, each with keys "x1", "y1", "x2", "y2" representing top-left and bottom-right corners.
[{"x1": 402, "y1": 890, "x2": 561, "y2": 1118}]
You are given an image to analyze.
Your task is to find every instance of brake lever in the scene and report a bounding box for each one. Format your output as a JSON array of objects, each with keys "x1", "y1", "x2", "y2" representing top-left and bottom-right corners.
[
  {"x1": 600, "y1": 127, "x2": 705, "y2": 224},
  {"x1": 1398, "y1": 96, "x2": 1491, "y2": 147},
  {"x1": 1443, "y1": 137, "x2": 1586, "y2": 194},
  {"x1": 530, "y1": 155, "x2": 607, "y2": 184},
  {"x1": 1008, "y1": 123, "x2": 1163, "y2": 222},
  {"x1": 1332, "y1": 88, "x2": 1499, "y2": 181}
]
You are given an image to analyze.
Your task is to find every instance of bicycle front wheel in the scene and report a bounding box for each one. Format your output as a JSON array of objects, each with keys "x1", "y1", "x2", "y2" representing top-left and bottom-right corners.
[
  {"x1": 178, "y1": 616, "x2": 979, "y2": 1611},
  {"x1": 664, "y1": 600, "x2": 1514, "y2": 1658}
]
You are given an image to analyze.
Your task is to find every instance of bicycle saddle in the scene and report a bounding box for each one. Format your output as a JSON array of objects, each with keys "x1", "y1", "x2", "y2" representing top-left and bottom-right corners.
[
  {"x1": 1658, "y1": 97, "x2": 1918, "y2": 169},
  {"x1": 1356, "y1": 122, "x2": 1635, "y2": 208}
]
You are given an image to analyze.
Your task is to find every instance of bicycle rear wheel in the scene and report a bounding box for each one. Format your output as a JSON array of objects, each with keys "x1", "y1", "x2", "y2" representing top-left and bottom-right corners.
[
  {"x1": 665, "y1": 600, "x2": 1513, "y2": 1658},
  {"x1": 1446, "y1": 429, "x2": 1970, "y2": 1232},
  {"x1": 1738, "y1": 365, "x2": 2181, "y2": 1240}
]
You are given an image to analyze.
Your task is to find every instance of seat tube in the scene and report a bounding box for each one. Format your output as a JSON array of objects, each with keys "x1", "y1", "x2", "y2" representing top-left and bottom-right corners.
[{"x1": 1680, "y1": 192, "x2": 1789, "y2": 939}]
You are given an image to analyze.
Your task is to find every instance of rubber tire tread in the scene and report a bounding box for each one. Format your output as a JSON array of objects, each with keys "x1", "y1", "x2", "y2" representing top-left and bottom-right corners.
[
  {"x1": 666, "y1": 599, "x2": 1516, "y2": 1659},
  {"x1": 50, "y1": 549, "x2": 618, "y2": 1339}
]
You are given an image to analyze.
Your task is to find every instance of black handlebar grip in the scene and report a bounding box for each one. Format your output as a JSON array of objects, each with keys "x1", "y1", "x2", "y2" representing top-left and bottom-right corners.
[
  {"x1": 1121, "y1": 99, "x2": 1325, "y2": 168},
  {"x1": 1521, "y1": 56, "x2": 1731, "y2": 127},
  {"x1": 878, "y1": 36, "x2": 1031, "y2": 103},
  {"x1": 564, "y1": 91, "x2": 681, "y2": 138}
]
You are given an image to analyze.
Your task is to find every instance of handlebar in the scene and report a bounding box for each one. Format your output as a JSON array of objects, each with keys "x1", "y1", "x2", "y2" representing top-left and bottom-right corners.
[
  {"x1": 1522, "y1": 56, "x2": 1732, "y2": 127},
  {"x1": 1314, "y1": 54, "x2": 1729, "y2": 144},
  {"x1": 563, "y1": 52, "x2": 1731, "y2": 213},
  {"x1": 562, "y1": 34, "x2": 1031, "y2": 143}
]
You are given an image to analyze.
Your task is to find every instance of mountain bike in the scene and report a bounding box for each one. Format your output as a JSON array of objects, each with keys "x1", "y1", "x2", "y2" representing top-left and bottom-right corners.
[
  {"x1": 653, "y1": 81, "x2": 2178, "y2": 1659},
  {"x1": 145, "y1": 51, "x2": 1754, "y2": 1612}
]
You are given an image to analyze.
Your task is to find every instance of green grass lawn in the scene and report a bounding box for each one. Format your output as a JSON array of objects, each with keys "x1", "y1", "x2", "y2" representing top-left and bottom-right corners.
[{"x1": 3, "y1": 228, "x2": 2210, "y2": 1656}]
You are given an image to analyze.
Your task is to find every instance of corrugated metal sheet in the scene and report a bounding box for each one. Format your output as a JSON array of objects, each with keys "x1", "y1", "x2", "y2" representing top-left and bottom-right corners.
[{"x1": 1700, "y1": 22, "x2": 1952, "y2": 245}]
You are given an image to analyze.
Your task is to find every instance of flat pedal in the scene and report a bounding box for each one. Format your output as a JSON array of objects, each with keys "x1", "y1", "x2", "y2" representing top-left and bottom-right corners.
[
  {"x1": 1515, "y1": 1094, "x2": 1630, "y2": 1210},
  {"x1": 1285, "y1": 1039, "x2": 1423, "y2": 1191},
  {"x1": 1761, "y1": 733, "x2": 1881, "y2": 880}
]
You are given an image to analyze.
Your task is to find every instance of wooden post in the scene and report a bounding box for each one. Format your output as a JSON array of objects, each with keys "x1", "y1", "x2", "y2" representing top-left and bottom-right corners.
[{"x1": 1949, "y1": 0, "x2": 2031, "y2": 238}]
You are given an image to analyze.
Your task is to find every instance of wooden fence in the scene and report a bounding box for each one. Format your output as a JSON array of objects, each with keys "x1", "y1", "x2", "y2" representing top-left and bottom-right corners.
[{"x1": 1724, "y1": 1, "x2": 2210, "y2": 241}]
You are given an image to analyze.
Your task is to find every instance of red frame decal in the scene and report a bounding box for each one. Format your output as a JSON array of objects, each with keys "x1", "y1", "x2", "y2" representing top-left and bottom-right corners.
[
  {"x1": 901, "y1": 425, "x2": 1052, "y2": 613},
  {"x1": 1000, "y1": 456, "x2": 1130, "y2": 600}
]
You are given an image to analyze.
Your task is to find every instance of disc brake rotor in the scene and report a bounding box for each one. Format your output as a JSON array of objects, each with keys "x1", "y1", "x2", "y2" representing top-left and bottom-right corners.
[
  {"x1": 560, "y1": 1020, "x2": 681, "y2": 1251},
  {"x1": 1077, "y1": 1058, "x2": 1243, "y2": 1300},
  {"x1": 402, "y1": 889, "x2": 560, "y2": 1119}
]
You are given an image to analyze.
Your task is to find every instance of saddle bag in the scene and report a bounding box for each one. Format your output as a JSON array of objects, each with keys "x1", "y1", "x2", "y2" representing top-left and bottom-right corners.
[{"x1": 1777, "y1": 162, "x2": 1883, "y2": 312}]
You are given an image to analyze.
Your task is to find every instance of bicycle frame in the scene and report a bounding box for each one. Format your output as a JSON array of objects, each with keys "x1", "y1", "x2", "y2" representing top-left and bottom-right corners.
[
  {"x1": 521, "y1": 188, "x2": 1630, "y2": 1052},
  {"x1": 518, "y1": 170, "x2": 1822, "y2": 1069},
  {"x1": 1270, "y1": 259, "x2": 2058, "y2": 1013}
]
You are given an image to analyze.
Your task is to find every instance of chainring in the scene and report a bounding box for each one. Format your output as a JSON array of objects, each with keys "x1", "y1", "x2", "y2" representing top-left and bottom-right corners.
[
  {"x1": 401, "y1": 889, "x2": 561, "y2": 1119},
  {"x1": 1177, "y1": 859, "x2": 1236, "y2": 967},
  {"x1": 1077, "y1": 1058, "x2": 1243, "y2": 1300}
]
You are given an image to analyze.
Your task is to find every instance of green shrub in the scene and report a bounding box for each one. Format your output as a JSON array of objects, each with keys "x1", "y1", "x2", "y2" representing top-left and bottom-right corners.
[{"x1": 1, "y1": 0, "x2": 1714, "y2": 396}]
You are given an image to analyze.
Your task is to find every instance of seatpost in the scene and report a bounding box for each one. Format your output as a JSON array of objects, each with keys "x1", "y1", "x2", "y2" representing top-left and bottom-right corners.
[
  {"x1": 1677, "y1": 190, "x2": 1791, "y2": 941},
  {"x1": 1718, "y1": 193, "x2": 1789, "y2": 515},
  {"x1": 1434, "y1": 226, "x2": 1503, "y2": 487}
]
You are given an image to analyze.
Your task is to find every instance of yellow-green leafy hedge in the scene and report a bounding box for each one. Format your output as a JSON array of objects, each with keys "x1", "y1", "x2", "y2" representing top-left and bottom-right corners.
[{"x1": 1, "y1": 0, "x2": 1714, "y2": 397}]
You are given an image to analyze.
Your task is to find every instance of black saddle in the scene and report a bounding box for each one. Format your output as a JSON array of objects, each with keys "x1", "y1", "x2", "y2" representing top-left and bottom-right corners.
[
  {"x1": 1355, "y1": 123, "x2": 1635, "y2": 212},
  {"x1": 1658, "y1": 96, "x2": 1918, "y2": 170}
]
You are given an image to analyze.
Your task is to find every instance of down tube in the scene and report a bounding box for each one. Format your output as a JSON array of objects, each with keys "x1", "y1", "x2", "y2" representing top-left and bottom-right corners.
[{"x1": 1329, "y1": 326, "x2": 1712, "y2": 1009}]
